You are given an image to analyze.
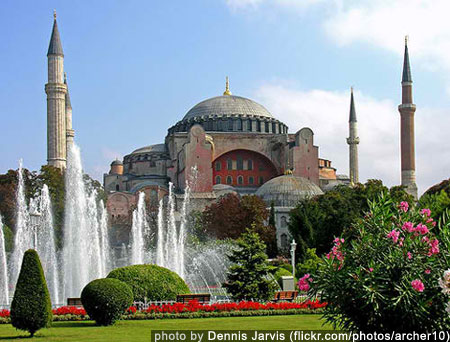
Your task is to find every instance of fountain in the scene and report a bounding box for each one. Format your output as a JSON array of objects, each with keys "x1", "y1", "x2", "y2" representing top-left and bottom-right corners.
[
  {"x1": 0, "y1": 215, "x2": 9, "y2": 306},
  {"x1": 130, "y1": 192, "x2": 149, "y2": 265},
  {"x1": 62, "y1": 143, "x2": 111, "y2": 299}
]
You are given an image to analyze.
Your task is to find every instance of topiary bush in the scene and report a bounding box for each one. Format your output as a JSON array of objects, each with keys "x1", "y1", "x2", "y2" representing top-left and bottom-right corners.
[
  {"x1": 107, "y1": 264, "x2": 190, "y2": 301},
  {"x1": 310, "y1": 195, "x2": 450, "y2": 332},
  {"x1": 81, "y1": 278, "x2": 133, "y2": 326},
  {"x1": 10, "y1": 249, "x2": 52, "y2": 337},
  {"x1": 273, "y1": 267, "x2": 292, "y2": 287}
]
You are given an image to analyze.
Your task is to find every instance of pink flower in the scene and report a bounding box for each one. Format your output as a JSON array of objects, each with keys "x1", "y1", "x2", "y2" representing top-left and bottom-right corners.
[
  {"x1": 399, "y1": 201, "x2": 409, "y2": 213},
  {"x1": 368, "y1": 268, "x2": 374, "y2": 273},
  {"x1": 407, "y1": 252, "x2": 412, "y2": 260},
  {"x1": 298, "y1": 274, "x2": 312, "y2": 292},
  {"x1": 411, "y1": 279, "x2": 425, "y2": 292},
  {"x1": 416, "y1": 223, "x2": 429, "y2": 235},
  {"x1": 402, "y1": 222, "x2": 414, "y2": 232},
  {"x1": 420, "y1": 208, "x2": 431, "y2": 217},
  {"x1": 387, "y1": 229, "x2": 400, "y2": 243},
  {"x1": 428, "y1": 239, "x2": 440, "y2": 256},
  {"x1": 398, "y1": 237, "x2": 404, "y2": 247},
  {"x1": 425, "y1": 269, "x2": 431, "y2": 274}
]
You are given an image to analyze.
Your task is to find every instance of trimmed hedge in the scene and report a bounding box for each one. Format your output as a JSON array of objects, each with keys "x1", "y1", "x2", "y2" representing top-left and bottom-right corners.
[
  {"x1": 107, "y1": 264, "x2": 190, "y2": 301},
  {"x1": 273, "y1": 268, "x2": 292, "y2": 286},
  {"x1": 81, "y1": 278, "x2": 133, "y2": 326},
  {"x1": 10, "y1": 249, "x2": 52, "y2": 337}
]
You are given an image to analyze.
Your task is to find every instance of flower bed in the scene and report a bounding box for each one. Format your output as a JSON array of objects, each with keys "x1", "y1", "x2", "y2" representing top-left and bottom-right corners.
[{"x1": 0, "y1": 300, "x2": 326, "y2": 323}]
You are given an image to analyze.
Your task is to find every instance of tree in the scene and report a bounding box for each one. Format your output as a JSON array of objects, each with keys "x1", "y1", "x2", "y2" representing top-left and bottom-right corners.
[
  {"x1": 10, "y1": 249, "x2": 52, "y2": 337},
  {"x1": 288, "y1": 180, "x2": 413, "y2": 261},
  {"x1": 224, "y1": 228, "x2": 276, "y2": 301},
  {"x1": 201, "y1": 194, "x2": 277, "y2": 256}
]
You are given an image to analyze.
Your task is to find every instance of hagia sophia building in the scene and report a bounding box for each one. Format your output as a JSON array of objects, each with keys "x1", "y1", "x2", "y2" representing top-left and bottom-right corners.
[{"x1": 44, "y1": 15, "x2": 418, "y2": 249}]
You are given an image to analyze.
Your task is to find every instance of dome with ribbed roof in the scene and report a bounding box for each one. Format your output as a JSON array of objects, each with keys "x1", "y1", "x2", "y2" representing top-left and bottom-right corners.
[
  {"x1": 256, "y1": 175, "x2": 323, "y2": 207},
  {"x1": 183, "y1": 95, "x2": 273, "y2": 121}
]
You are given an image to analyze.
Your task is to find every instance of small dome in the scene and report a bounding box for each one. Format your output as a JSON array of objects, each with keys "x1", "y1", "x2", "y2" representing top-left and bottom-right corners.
[
  {"x1": 111, "y1": 159, "x2": 123, "y2": 166},
  {"x1": 183, "y1": 95, "x2": 273, "y2": 121},
  {"x1": 256, "y1": 175, "x2": 323, "y2": 207}
]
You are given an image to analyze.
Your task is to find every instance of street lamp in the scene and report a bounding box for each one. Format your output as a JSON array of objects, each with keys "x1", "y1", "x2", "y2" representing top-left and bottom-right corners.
[
  {"x1": 29, "y1": 210, "x2": 41, "y2": 250},
  {"x1": 290, "y1": 239, "x2": 297, "y2": 278}
]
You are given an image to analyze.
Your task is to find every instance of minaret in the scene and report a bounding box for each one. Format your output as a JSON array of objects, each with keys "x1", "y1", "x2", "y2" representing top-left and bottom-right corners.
[
  {"x1": 346, "y1": 87, "x2": 359, "y2": 184},
  {"x1": 398, "y1": 36, "x2": 418, "y2": 199},
  {"x1": 45, "y1": 11, "x2": 67, "y2": 169},
  {"x1": 64, "y1": 72, "x2": 75, "y2": 152}
]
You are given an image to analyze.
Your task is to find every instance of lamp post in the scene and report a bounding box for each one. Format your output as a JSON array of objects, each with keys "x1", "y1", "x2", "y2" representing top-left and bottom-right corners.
[
  {"x1": 290, "y1": 239, "x2": 297, "y2": 278},
  {"x1": 29, "y1": 210, "x2": 41, "y2": 250}
]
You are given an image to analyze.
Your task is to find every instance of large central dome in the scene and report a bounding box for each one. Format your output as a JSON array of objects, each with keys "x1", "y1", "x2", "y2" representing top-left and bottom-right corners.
[{"x1": 183, "y1": 95, "x2": 273, "y2": 121}]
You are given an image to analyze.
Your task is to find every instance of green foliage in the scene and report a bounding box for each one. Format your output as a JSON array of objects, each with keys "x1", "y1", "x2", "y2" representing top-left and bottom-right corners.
[
  {"x1": 296, "y1": 248, "x2": 322, "y2": 278},
  {"x1": 2, "y1": 225, "x2": 13, "y2": 253},
  {"x1": 201, "y1": 194, "x2": 277, "y2": 257},
  {"x1": 10, "y1": 249, "x2": 52, "y2": 336},
  {"x1": 310, "y1": 195, "x2": 450, "y2": 332},
  {"x1": 419, "y1": 190, "x2": 450, "y2": 222},
  {"x1": 81, "y1": 278, "x2": 133, "y2": 326},
  {"x1": 107, "y1": 264, "x2": 190, "y2": 301},
  {"x1": 289, "y1": 180, "x2": 413, "y2": 261},
  {"x1": 224, "y1": 228, "x2": 277, "y2": 301}
]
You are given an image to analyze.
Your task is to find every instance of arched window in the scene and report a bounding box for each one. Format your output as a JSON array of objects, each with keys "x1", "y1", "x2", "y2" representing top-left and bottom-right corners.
[
  {"x1": 247, "y1": 160, "x2": 253, "y2": 170},
  {"x1": 227, "y1": 159, "x2": 233, "y2": 170},
  {"x1": 248, "y1": 176, "x2": 254, "y2": 185},
  {"x1": 281, "y1": 233, "x2": 288, "y2": 248},
  {"x1": 150, "y1": 189, "x2": 158, "y2": 202},
  {"x1": 237, "y1": 176, "x2": 243, "y2": 185},
  {"x1": 228, "y1": 119, "x2": 234, "y2": 131},
  {"x1": 281, "y1": 216, "x2": 287, "y2": 228},
  {"x1": 258, "y1": 176, "x2": 264, "y2": 185},
  {"x1": 215, "y1": 161, "x2": 221, "y2": 171},
  {"x1": 115, "y1": 184, "x2": 120, "y2": 191},
  {"x1": 265, "y1": 121, "x2": 269, "y2": 133},
  {"x1": 247, "y1": 119, "x2": 252, "y2": 131},
  {"x1": 237, "y1": 118, "x2": 243, "y2": 131},
  {"x1": 237, "y1": 156, "x2": 243, "y2": 170},
  {"x1": 256, "y1": 120, "x2": 261, "y2": 132},
  {"x1": 215, "y1": 176, "x2": 221, "y2": 184},
  {"x1": 226, "y1": 176, "x2": 233, "y2": 185}
]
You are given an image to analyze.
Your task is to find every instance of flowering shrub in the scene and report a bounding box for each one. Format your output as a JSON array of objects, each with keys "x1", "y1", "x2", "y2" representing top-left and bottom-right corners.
[{"x1": 310, "y1": 196, "x2": 450, "y2": 332}]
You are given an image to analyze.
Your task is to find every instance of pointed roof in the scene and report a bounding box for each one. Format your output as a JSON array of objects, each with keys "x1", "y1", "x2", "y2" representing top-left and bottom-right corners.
[
  {"x1": 47, "y1": 13, "x2": 63, "y2": 56},
  {"x1": 402, "y1": 36, "x2": 412, "y2": 83},
  {"x1": 349, "y1": 87, "x2": 357, "y2": 122},
  {"x1": 64, "y1": 73, "x2": 72, "y2": 109}
]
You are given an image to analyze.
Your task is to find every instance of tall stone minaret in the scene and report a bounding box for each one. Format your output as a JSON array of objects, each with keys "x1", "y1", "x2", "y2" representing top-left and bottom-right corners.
[
  {"x1": 45, "y1": 11, "x2": 67, "y2": 169},
  {"x1": 346, "y1": 87, "x2": 359, "y2": 184},
  {"x1": 64, "y1": 73, "x2": 75, "y2": 152},
  {"x1": 398, "y1": 37, "x2": 418, "y2": 199}
]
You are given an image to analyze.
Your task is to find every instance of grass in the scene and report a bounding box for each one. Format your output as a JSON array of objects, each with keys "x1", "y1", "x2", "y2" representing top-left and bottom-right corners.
[{"x1": 0, "y1": 315, "x2": 330, "y2": 341}]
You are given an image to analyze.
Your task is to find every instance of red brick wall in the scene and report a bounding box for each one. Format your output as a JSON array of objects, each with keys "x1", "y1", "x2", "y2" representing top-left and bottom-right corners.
[{"x1": 212, "y1": 149, "x2": 278, "y2": 187}]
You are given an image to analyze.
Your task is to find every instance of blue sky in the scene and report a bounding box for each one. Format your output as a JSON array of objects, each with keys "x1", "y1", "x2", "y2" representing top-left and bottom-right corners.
[{"x1": 1, "y1": 0, "x2": 449, "y2": 195}]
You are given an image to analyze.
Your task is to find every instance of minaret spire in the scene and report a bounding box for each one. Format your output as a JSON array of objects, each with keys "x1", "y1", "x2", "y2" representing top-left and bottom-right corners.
[
  {"x1": 398, "y1": 36, "x2": 418, "y2": 199},
  {"x1": 45, "y1": 12, "x2": 67, "y2": 169},
  {"x1": 347, "y1": 87, "x2": 359, "y2": 185},
  {"x1": 223, "y1": 76, "x2": 232, "y2": 96}
]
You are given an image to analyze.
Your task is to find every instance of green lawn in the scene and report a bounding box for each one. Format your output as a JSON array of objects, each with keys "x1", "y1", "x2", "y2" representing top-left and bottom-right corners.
[{"x1": 0, "y1": 315, "x2": 330, "y2": 341}]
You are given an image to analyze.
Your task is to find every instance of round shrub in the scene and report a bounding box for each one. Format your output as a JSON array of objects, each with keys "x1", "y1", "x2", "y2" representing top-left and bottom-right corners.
[
  {"x1": 10, "y1": 249, "x2": 52, "y2": 337},
  {"x1": 107, "y1": 264, "x2": 190, "y2": 301},
  {"x1": 81, "y1": 278, "x2": 133, "y2": 326}
]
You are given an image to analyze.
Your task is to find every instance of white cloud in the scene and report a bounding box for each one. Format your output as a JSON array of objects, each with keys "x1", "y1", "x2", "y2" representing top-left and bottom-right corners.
[{"x1": 253, "y1": 83, "x2": 450, "y2": 195}]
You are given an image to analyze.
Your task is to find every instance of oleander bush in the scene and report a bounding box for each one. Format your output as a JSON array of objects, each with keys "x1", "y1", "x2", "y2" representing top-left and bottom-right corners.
[
  {"x1": 10, "y1": 249, "x2": 52, "y2": 337},
  {"x1": 81, "y1": 278, "x2": 133, "y2": 326},
  {"x1": 310, "y1": 195, "x2": 450, "y2": 332},
  {"x1": 107, "y1": 264, "x2": 189, "y2": 301}
]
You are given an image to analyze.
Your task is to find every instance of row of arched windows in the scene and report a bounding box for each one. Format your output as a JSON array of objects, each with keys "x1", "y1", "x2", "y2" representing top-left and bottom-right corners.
[
  {"x1": 215, "y1": 175, "x2": 264, "y2": 186},
  {"x1": 215, "y1": 158, "x2": 253, "y2": 171}
]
